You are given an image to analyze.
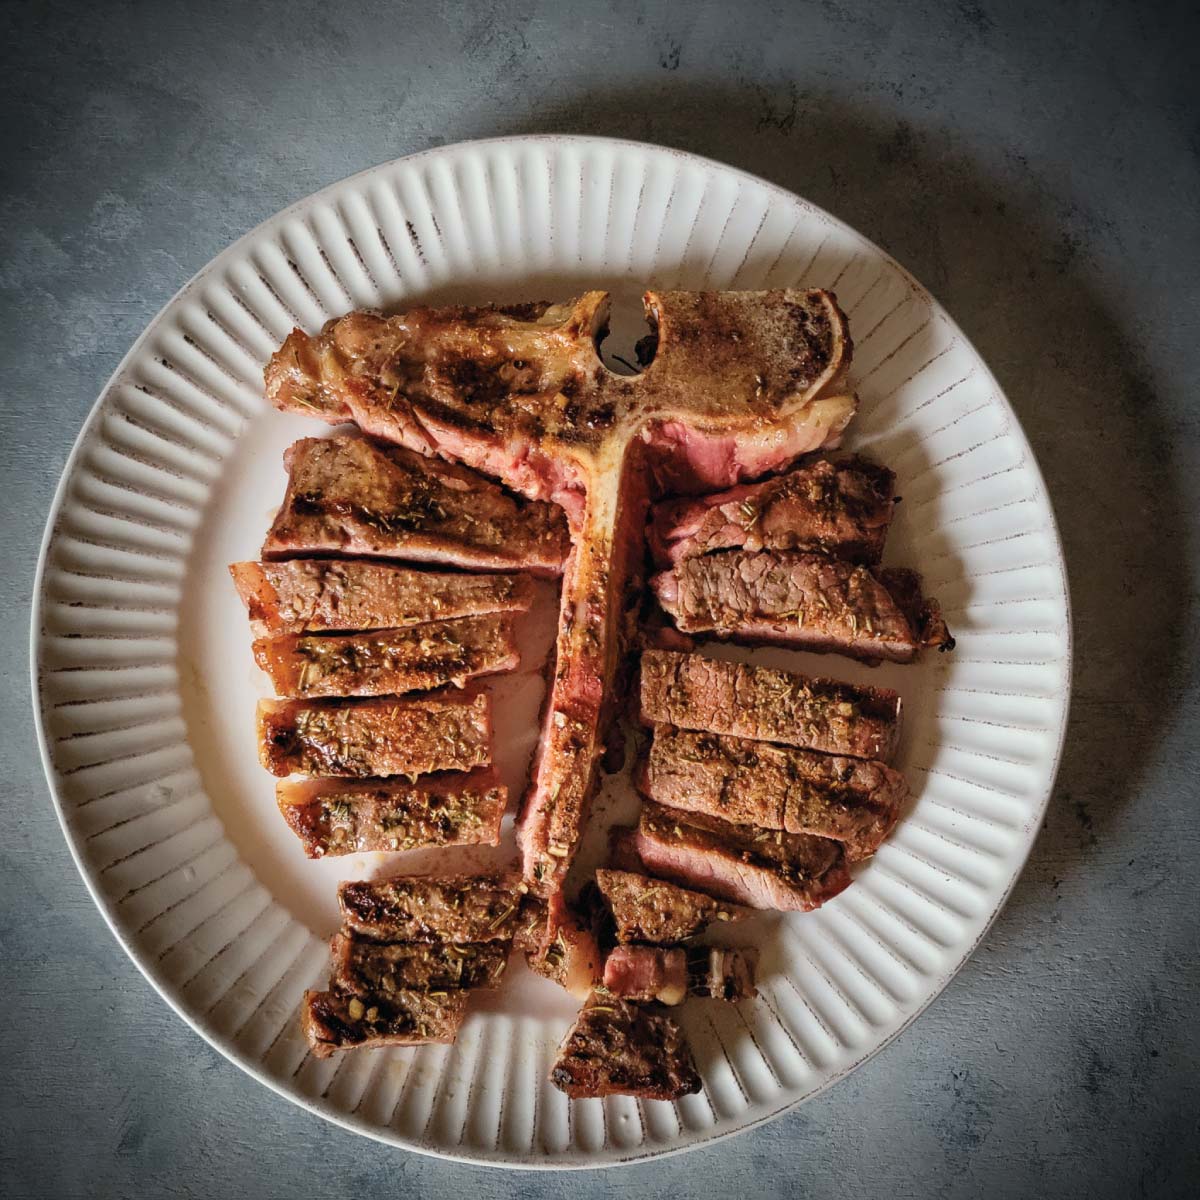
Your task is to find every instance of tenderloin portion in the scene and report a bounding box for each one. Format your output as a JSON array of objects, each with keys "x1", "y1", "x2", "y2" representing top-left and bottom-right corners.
[
  {"x1": 649, "y1": 454, "x2": 895, "y2": 567},
  {"x1": 329, "y1": 933, "x2": 508, "y2": 996},
  {"x1": 276, "y1": 771, "x2": 506, "y2": 858},
  {"x1": 251, "y1": 613, "x2": 519, "y2": 698},
  {"x1": 230, "y1": 559, "x2": 533, "y2": 637},
  {"x1": 594, "y1": 868, "x2": 749, "y2": 944},
  {"x1": 337, "y1": 873, "x2": 525, "y2": 943},
  {"x1": 639, "y1": 727, "x2": 907, "y2": 861},
  {"x1": 256, "y1": 692, "x2": 491, "y2": 778},
  {"x1": 262, "y1": 435, "x2": 569, "y2": 575},
  {"x1": 639, "y1": 649, "x2": 901, "y2": 761},
  {"x1": 633, "y1": 801, "x2": 851, "y2": 912},
  {"x1": 303, "y1": 988, "x2": 468, "y2": 1057},
  {"x1": 549, "y1": 991, "x2": 701, "y2": 1100},
  {"x1": 652, "y1": 550, "x2": 952, "y2": 664}
]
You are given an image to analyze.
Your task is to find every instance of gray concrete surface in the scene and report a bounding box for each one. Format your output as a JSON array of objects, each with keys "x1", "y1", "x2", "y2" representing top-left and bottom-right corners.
[{"x1": 2, "y1": 1, "x2": 1198, "y2": 1196}]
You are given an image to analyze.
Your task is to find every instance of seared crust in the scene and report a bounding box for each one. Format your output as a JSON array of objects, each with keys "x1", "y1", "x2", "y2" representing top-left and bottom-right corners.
[
  {"x1": 302, "y1": 988, "x2": 468, "y2": 1058},
  {"x1": 329, "y1": 933, "x2": 508, "y2": 995},
  {"x1": 337, "y1": 873, "x2": 525, "y2": 943},
  {"x1": 594, "y1": 868, "x2": 750, "y2": 944}
]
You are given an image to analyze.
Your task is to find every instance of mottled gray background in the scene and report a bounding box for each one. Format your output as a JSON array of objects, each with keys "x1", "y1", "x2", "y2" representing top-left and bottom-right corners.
[{"x1": 2, "y1": 1, "x2": 1197, "y2": 1196}]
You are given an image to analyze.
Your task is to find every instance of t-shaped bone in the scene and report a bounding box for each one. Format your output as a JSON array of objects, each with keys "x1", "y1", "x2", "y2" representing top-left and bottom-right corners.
[{"x1": 266, "y1": 290, "x2": 856, "y2": 894}]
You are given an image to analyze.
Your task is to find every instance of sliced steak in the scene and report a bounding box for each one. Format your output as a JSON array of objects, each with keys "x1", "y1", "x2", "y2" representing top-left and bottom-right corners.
[
  {"x1": 276, "y1": 770, "x2": 506, "y2": 857},
  {"x1": 230, "y1": 559, "x2": 533, "y2": 637},
  {"x1": 639, "y1": 649, "x2": 901, "y2": 761},
  {"x1": 262, "y1": 435, "x2": 569, "y2": 575},
  {"x1": 303, "y1": 987, "x2": 468, "y2": 1057},
  {"x1": 522, "y1": 892, "x2": 602, "y2": 997},
  {"x1": 633, "y1": 800, "x2": 851, "y2": 912},
  {"x1": 549, "y1": 991, "x2": 701, "y2": 1100},
  {"x1": 687, "y1": 947, "x2": 758, "y2": 1002},
  {"x1": 265, "y1": 290, "x2": 856, "y2": 896},
  {"x1": 251, "y1": 613, "x2": 519, "y2": 698},
  {"x1": 602, "y1": 945, "x2": 688, "y2": 1005},
  {"x1": 649, "y1": 453, "x2": 895, "y2": 567},
  {"x1": 594, "y1": 868, "x2": 749, "y2": 944},
  {"x1": 257, "y1": 692, "x2": 491, "y2": 778},
  {"x1": 329, "y1": 932, "x2": 508, "y2": 995},
  {"x1": 639, "y1": 727, "x2": 907, "y2": 861},
  {"x1": 651, "y1": 550, "x2": 952, "y2": 664},
  {"x1": 337, "y1": 873, "x2": 524, "y2": 943}
]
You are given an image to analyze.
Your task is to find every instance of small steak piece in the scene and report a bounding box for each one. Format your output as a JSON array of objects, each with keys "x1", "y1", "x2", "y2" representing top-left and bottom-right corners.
[
  {"x1": 640, "y1": 649, "x2": 900, "y2": 762},
  {"x1": 651, "y1": 550, "x2": 952, "y2": 664},
  {"x1": 687, "y1": 947, "x2": 758, "y2": 1002},
  {"x1": 594, "y1": 868, "x2": 749, "y2": 944},
  {"x1": 633, "y1": 801, "x2": 851, "y2": 912},
  {"x1": 603, "y1": 945, "x2": 689, "y2": 1005},
  {"x1": 329, "y1": 933, "x2": 508, "y2": 995},
  {"x1": 229, "y1": 559, "x2": 534, "y2": 637},
  {"x1": 262, "y1": 435, "x2": 570, "y2": 575},
  {"x1": 522, "y1": 892, "x2": 601, "y2": 997},
  {"x1": 550, "y1": 991, "x2": 701, "y2": 1100},
  {"x1": 338, "y1": 873, "x2": 524, "y2": 943},
  {"x1": 639, "y1": 727, "x2": 907, "y2": 861},
  {"x1": 251, "y1": 613, "x2": 519, "y2": 698},
  {"x1": 256, "y1": 692, "x2": 491, "y2": 778},
  {"x1": 649, "y1": 454, "x2": 896, "y2": 567},
  {"x1": 276, "y1": 770, "x2": 506, "y2": 858},
  {"x1": 303, "y1": 988, "x2": 467, "y2": 1058}
]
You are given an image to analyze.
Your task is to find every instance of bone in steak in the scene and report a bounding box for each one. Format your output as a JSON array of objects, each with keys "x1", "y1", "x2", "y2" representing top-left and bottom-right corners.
[
  {"x1": 251, "y1": 613, "x2": 519, "y2": 698},
  {"x1": 230, "y1": 559, "x2": 533, "y2": 637},
  {"x1": 262, "y1": 435, "x2": 569, "y2": 574},
  {"x1": 303, "y1": 987, "x2": 468, "y2": 1058},
  {"x1": 603, "y1": 945, "x2": 758, "y2": 1004},
  {"x1": 594, "y1": 868, "x2": 749, "y2": 944},
  {"x1": 648, "y1": 453, "x2": 895, "y2": 567},
  {"x1": 329, "y1": 932, "x2": 509, "y2": 995},
  {"x1": 549, "y1": 990, "x2": 701, "y2": 1100},
  {"x1": 337, "y1": 872, "x2": 525, "y2": 943},
  {"x1": 276, "y1": 770, "x2": 506, "y2": 857},
  {"x1": 652, "y1": 549, "x2": 952, "y2": 663},
  {"x1": 257, "y1": 692, "x2": 491, "y2": 778},
  {"x1": 639, "y1": 726, "x2": 907, "y2": 861},
  {"x1": 632, "y1": 800, "x2": 851, "y2": 912},
  {"x1": 266, "y1": 289, "x2": 856, "y2": 894},
  {"x1": 639, "y1": 649, "x2": 901, "y2": 761}
]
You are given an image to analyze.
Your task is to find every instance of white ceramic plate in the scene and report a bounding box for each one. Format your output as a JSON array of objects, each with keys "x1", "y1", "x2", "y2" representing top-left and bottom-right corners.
[{"x1": 31, "y1": 136, "x2": 1070, "y2": 1167}]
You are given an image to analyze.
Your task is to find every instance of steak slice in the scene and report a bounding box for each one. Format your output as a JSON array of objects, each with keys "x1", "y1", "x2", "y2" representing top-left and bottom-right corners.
[
  {"x1": 262, "y1": 435, "x2": 569, "y2": 575},
  {"x1": 522, "y1": 891, "x2": 602, "y2": 997},
  {"x1": 603, "y1": 945, "x2": 758, "y2": 1004},
  {"x1": 639, "y1": 726, "x2": 907, "y2": 861},
  {"x1": 651, "y1": 550, "x2": 952, "y2": 663},
  {"x1": 329, "y1": 932, "x2": 508, "y2": 995},
  {"x1": 687, "y1": 947, "x2": 758, "y2": 1002},
  {"x1": 594, "y1": 868, "x2": 749, "y2": 944},
  {"x1": 257, "y1": 692, "x2": 491, "y2": 778},
  {"x1": 265, "y1": 290, "x2": 856, "y2": 897},
  {"x1": 337, "y1": 872, "x2": 525, "y2": 943},
  {"x1": 276, "y1": 770, "x2": 506, "y2": 858},
  {"x1": 302, "y1": 987, "x2": 467, "y2": 1058},
  {"x1": 251, "y1": 613, "x2": 519, "y2": 698},
  {"x1": 549, "y1": 991, "x2": 701, "y2": 1100},
  {"x1": 230, "y1": 559, "x2": 533, "y2": 637},
  {"x1": 633, "y1": 800, "x2": 851, "y2": 912},
  {"x1": 639, "y1": 649, "x2": 901, "y2": 761},
  {"x1": 648, "y1": 453, "x2": 895, "y2": 567}
]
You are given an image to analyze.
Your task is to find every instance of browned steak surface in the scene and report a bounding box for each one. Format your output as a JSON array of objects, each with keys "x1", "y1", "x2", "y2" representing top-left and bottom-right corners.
[
  {"x1": 337, "y1": 873, "x2": 525, "y2": 943},
  {"x1": 549, "y1": 991, "x2": 701, "y2": 1100},
  {"x1": 594, "y1": 868, "x2": 749, "y2": 944},
  {"x1": 639, "y1": 649, "x2": 900, "y2": 761},
  {"x1": 521, "y1": 892, "x2": 601, "y2": 997},
  {"x1": 302, "y1": 987, "x2": 468, "y2": 1057},
  {"x1": 329, "y1": 933, "x2": 508, "y2": 995}
]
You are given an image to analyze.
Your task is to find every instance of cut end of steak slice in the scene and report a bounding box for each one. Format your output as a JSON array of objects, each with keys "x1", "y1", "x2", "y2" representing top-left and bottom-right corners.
[
  {"x1": 230, "y1": 558, "x2": 534, "y2": 637},
  {"x1": 687, "y1": 946, "x2": 758, "y2": 1002},
  {"x1": 651, "y1": 550, "x2": 952, "y2": 664},
  {"x1": 648, "y1": 453, "x2": 896, "y2": 567},
  {"x1": 302, "y1": 987, "x2": 468, "y2": 1058},
  {"x1": 594, "y1": 868, "x2": 750, "y2": 944},
  {"x1": 261, "y1": 435, "x2": 569, "y2": 575},
  {"x1": 329, "y1": 933, "x2": 509, "y2": 996},
  {"x1": 251, "y1": 613, "x2": 519, "y2": 699},
  {"x1": 633, "y1": 800, "x2": 851, "y2": 912},
  {"x1": 256, "y1": 691, "x2": 492, "y2": 779},
  {"x1": 276, "y1": 770, "x2": 506, "y2": 857},
  {"x1": 639, "y1": 649, "x2": 901, "y2": 762},
  {"x1": 523, "y1": 892, "x2": 602, "y2": 998},
  {"x1": 549, "y1": 991, "x2": 701, "y2": 1100},
  {"x1": 878, "y1": 567, "x2": 956, "y2": 652},
  {"x1": 603, "y1": 945, "x2": 689, "y2": 1005}
]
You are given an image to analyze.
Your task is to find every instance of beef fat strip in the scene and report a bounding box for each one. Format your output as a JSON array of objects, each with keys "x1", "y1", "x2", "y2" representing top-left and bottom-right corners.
[
  {"x1": 231, "y1": 558, "x2": 533, "y2": 637},
  {"x1": 303, "y1": 987, "x2": 467, "y2": 1058},
  {"x1": 266, "y1": 289, "x2": 856, "y2": 895},
  {"x1": 649, "y1": 452, "x2": 895, "y2": 567},
  {"x1": 640, "y1": 648, "x2": 901, "y2": 761},
  {"x1": 594, "y1": 868, "x2": 750, "y2": 944}
]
